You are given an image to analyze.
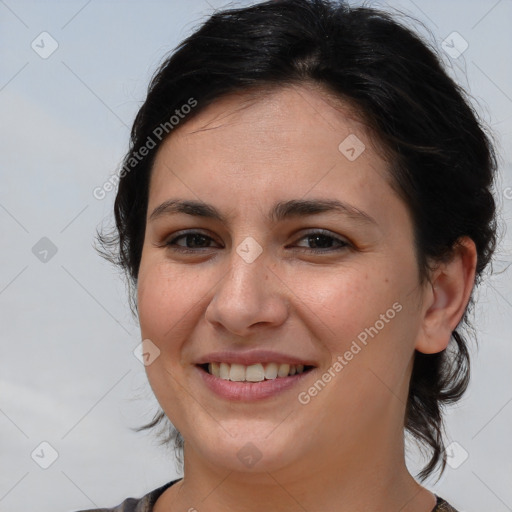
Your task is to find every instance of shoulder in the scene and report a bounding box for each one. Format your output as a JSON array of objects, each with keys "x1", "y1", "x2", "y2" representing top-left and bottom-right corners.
[
  {"x1": 434, "y1": 495, "x2": 459, "y2": 511},
  {"x1": 72, "y1": 479, "x2": 181, "y2": 512}
]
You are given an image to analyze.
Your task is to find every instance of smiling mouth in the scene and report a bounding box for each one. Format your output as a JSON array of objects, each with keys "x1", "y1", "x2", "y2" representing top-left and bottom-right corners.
[{"x1": 198, "y1": 362, "x2": 315, "y2": 382}]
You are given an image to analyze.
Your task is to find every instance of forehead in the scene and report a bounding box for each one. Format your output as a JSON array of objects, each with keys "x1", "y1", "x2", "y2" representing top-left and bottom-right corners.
[
  {"x1": 152, "y1": 84, "x2": 389, "y2": 177},
  {"x1": 171, "y1": 84, "x2": 378, "y2": 154},
  {"x1": 147, "y1": 84, "x2": 403, "y2": 230}
]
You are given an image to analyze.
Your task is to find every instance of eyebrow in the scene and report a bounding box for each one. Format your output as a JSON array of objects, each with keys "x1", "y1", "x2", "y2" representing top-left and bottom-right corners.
[{"x1": 149, "y1": 198, "x2": 377, "y2": 226}]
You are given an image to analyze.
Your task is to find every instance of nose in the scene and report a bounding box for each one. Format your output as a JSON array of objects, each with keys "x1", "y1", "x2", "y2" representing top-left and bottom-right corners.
[{"x1": 204, "y1": 246, "x2": 289, "y2": 337}]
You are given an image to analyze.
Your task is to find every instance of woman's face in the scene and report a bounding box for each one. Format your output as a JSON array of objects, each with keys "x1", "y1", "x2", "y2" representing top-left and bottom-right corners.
[{"x1": 137, "y1": 84, "x2": 429, "y2": 476}]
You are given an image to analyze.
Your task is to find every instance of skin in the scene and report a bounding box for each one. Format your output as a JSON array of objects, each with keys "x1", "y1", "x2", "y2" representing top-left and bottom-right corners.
[{"x1": 137, "y1": 83, "x2": 477, "y2": 511}]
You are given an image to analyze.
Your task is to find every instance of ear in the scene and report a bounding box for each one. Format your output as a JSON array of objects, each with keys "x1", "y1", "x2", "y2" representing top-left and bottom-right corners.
[{"x1": 415, "y1": 236, "x2": 477, "y2": 354}]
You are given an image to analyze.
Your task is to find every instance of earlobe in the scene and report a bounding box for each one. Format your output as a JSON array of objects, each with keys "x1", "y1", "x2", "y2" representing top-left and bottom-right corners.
[{"x1": 415, "y1": 237, "x2": 477, "y2": 355}]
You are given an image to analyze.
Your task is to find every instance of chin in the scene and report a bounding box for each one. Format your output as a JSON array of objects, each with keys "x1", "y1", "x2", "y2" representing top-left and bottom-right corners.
[{"x1": 189, "y1": 427, "x2": 300, "y2": 475}]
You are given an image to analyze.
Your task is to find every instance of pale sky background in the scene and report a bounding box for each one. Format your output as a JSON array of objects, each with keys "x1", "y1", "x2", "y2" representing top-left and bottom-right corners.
[{"x1": 0, "y1": 1, "x2": 511, "y2": 511}]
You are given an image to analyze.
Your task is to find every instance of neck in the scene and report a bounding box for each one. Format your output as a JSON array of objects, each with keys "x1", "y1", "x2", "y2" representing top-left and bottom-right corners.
[{"x1": 156, "y1": 425, "x2": 436, "y2": 512}]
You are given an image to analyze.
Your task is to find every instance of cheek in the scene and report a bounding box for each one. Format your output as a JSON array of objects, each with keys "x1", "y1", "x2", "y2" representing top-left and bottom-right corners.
[
  {"x1": 137, "y1": 262, "x2": 193, "y2": 343},
  {"x1": 137, "y1": 264, "x2": 192, "y2": 408},
  {"x1": 309, "y1": 261, "x2": 418, "y2": 365},
  {"x1": 297, "y1": 266, "x2": 390, "y2": 342}
]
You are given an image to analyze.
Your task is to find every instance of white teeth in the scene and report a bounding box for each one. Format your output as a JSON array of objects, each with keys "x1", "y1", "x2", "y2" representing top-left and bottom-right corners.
[
  {"x1": 209, "y1": 362, "x2": 220, "y2": 377},
  {"x1": 264, "y1": 362, "x2": 278, "y2": 379},
  {"x1": 229, "y1": 363, "x2": 246, "y2": 381},
  {"x1": 245, "y1": 363, "x2": 265, "y2": 382},
  {"x1": 219, "y1": 362, "x2": 230, "y2": 380},
  {"x1": 277, "y1": 363, "x2": 290, "y2": 377},
  {"x1": 206, "y1": 362, "x2": 308, "y2": 381}
]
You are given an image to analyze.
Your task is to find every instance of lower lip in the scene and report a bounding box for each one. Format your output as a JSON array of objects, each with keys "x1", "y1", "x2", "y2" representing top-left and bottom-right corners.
[{"x1": 195, "y1": 365, "x2": 314, "y2": 401}]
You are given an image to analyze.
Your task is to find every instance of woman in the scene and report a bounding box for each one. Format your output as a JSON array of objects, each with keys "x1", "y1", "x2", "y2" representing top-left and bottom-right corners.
[{"x1": 88, "y1": 0, "x2": 498, "y2": 510}]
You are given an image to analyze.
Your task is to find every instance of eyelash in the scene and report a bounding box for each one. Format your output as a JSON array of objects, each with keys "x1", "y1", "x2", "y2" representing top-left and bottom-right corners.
[{"x1": 164, "y1": 229, "x2": 351, "y2": 254}]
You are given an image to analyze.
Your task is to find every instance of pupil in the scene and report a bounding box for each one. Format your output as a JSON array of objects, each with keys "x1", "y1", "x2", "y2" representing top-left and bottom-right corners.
[
  {"x1": 188, "y1": 234, "x2": 208, "y2": 247},
  {"x1": 309, "y1": 234, "x2": 331, "y2": 249}
]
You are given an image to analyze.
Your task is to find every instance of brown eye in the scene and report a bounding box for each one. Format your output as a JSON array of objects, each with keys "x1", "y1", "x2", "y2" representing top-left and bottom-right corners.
[
  {"x1": 293, "y1": 230, "x2": 350, "y2": 252},
  {"x1": 166, "y1": 231, "x2": 220, "y2": 252}
]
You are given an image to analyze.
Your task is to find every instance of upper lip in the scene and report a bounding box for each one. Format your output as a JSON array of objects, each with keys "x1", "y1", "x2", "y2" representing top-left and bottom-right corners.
[{"x1": 195, "y1": 350, "x2": 317, "y2": 367}]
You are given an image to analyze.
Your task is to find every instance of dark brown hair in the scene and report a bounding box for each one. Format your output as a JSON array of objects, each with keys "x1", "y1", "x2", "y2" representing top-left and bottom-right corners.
[{"x1": 96, "y1": 0, "x2": 498, "y2": 480}]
